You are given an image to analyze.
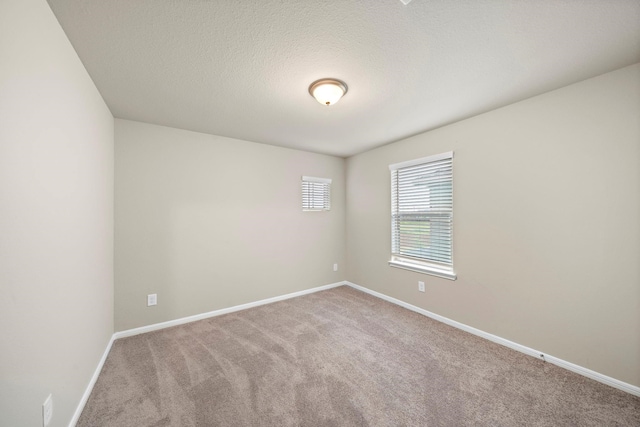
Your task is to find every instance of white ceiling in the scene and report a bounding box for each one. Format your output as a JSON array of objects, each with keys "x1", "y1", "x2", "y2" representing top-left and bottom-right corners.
[{"x1": 47, "y1": 0, "x2": 640, "y2": 157}]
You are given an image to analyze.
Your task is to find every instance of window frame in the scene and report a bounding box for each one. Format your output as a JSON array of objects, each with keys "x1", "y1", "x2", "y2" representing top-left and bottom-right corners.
[
  {"x1": 388, "y1": 152, "x2": 456, "y2": 280},
  {"x1": 301, "y1": 176, "x2": 331, "y2": 211}
]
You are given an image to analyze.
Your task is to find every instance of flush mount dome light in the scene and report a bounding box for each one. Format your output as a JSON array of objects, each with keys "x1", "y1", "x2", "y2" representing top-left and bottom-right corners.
[{"x1": 308, "y1": 78, "x2": 348, "y2": 106}]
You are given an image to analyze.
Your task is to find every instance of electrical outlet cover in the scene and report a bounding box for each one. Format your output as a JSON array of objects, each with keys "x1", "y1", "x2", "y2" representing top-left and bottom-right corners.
[
  {"x1": 418, "y1": 281, "x2": 425, "y2": 292},
  {"x1": 147, "y1": 294, "x2": 157, "y2": 306}
]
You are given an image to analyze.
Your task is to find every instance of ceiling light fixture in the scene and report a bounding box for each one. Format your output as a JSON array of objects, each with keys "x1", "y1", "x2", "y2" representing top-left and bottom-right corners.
[{"x1": 308, "y1": 78, "x2": 348, "y2": 106}]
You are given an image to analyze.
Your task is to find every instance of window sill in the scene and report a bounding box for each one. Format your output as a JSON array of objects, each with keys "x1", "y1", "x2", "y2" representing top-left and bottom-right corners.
[{"x1": 388, "y1": 257, "x2": 457, "y2": 280}]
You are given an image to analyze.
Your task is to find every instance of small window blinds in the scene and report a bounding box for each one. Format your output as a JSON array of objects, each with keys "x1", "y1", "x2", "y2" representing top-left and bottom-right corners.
[
  {"x1": 302, "y1": 176, "x2": 331, "y2": 211},
  {"x1": 389, "y1": 152, "x2": 456, "y2": 280}
]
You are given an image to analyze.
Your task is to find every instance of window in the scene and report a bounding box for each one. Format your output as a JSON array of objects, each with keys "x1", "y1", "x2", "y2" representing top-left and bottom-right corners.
[
  {"x1": 301, "y1": 176, "x2": 331, "y2": 211},
  {"x1": 389, "y1": 152, "x2": 456, "y2": 280}
]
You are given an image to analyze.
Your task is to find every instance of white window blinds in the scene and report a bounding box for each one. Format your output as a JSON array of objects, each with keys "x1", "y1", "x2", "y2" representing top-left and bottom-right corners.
[
  {"x1": 302, "y1": 176, "x2": 331, "y2": 211},
  {"x1": 389, "y1": 152, "x2": 456, "y2": 280}
]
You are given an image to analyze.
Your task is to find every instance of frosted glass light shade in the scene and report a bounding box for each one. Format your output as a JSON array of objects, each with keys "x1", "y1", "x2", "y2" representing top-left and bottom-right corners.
[{"x1": 309, "y1": 79, "x2": 348, "y2": 106}]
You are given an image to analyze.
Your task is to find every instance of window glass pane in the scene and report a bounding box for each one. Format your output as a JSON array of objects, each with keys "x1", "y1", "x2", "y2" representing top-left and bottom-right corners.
[
  {"x1": 302, "y1": 177, "x2": 331, "y2": 211},
  {"x1": 390, "y1": 153, "x2": 454, "y2": 277}
]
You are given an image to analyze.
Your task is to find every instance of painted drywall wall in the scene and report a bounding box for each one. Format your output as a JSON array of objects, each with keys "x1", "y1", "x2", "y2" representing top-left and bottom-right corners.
[
  {"x1": 0, "y1": 1, "x2": 114, "y2": 426},
  {"x1": 115, "y1": 119, "x2": 345, "y2": 331},
  {"x1": 346, "y1": 63, "x2": 640, "y2": 387}
]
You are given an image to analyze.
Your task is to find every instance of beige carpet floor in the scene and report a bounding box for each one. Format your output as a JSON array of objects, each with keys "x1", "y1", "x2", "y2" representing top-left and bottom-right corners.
[{"x1": 78, "y1": 286, "x2": 640, "y2": 426}]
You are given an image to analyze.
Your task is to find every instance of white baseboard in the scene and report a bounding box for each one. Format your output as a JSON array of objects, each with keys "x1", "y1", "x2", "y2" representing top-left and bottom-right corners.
[
  {"x1": 344, "y1": 281, "x2": 640, "y2": 397},
  {"x1": 69, "y1": 334, "x2": 115, "y2": 427},
  {"x1": 114, "y1": 281, "x2": 344, "y2": 339}
]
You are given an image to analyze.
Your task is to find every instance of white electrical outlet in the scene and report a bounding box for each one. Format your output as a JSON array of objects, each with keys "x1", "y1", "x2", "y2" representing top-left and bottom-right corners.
[
  {"x1": 418, "y1": 281, "x2": 425, "y2": 292},
  {"x1": 43, "y1": 394, "x2": 52, "y2": 427},
  {"x1": 147, "y1": 294, "x2": 157, "y2": 306},
  {"x1": 333, "y1": 263, "x2": 338, "y2": 271}
]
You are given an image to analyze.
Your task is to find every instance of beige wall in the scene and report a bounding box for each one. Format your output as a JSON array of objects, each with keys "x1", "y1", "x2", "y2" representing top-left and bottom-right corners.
[
  {"x1": 346, "y1": 64, "x2": 640, "y2": 387},
  {"x1": 0, "y1": 1, "x2": 114, "y2": 426},
  {"x1": 1, "y1": 5, "x2": 636, "y2": 424},
  {"x1": 115, "y1": 119, "x2": 345, "y2": 331}
]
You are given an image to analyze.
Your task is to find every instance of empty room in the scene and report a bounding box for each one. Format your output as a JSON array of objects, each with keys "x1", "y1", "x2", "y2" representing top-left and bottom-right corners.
[{"x1": 1, "y1": 0, "x2": 639, "y2": 426}]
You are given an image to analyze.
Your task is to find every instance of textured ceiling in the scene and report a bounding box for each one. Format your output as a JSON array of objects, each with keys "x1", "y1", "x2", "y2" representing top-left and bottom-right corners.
[{"x1": 47, "y1": 0, "x2": 640, "y2": 157}]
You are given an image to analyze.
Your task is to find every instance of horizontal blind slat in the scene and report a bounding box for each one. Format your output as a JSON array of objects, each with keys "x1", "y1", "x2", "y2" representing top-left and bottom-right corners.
[
  {"x1": 302, "y1": 179, "x2": 330, "y2": 210},
  {"x1": 390, "y1": 152, "x2": 454, "y2": 266}
]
